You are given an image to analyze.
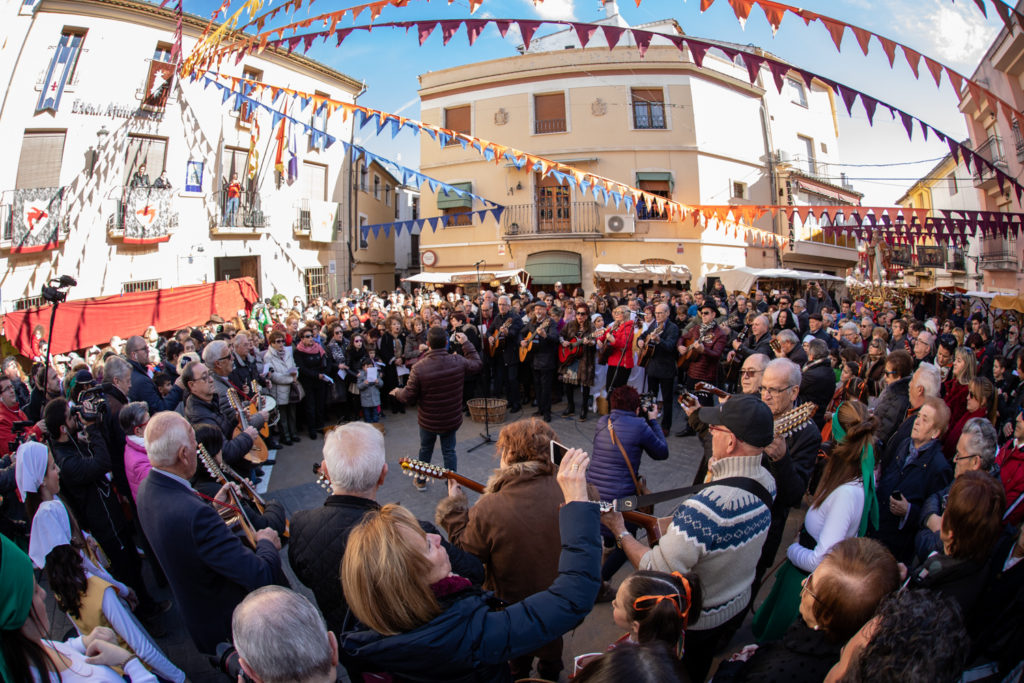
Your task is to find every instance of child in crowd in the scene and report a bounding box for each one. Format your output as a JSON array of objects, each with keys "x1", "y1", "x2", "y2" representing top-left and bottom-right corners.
[
  {"x1": 356, "y1": 356, "x2": 383, "y2": 423},
  {"x1": 153, "y1": 372, "x2": 173, "y2": 398}
]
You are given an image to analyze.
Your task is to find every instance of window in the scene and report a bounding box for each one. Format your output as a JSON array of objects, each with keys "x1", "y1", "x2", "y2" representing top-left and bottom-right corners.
[
  {"x1": 948, "y1": 172, "x2": 958, "y2": 195},
  {"x1": 444, "y1": 105, "x2": 470, "y2": 145},
  {"x1": 411, "y1": 196, "x2": 419, "y2": 219},
  {"x1": 153, "y1": 43, "x2": 172, "y2": 63},
  {"x1": 122, "y1": 279, "x2": 160, "y2": 294},
  {"x1": 304, "y1": 266, "x2": 327, "y2": 301},
  {"x1": 787, "y1": 78, "x2": 807, "y2": 107},
  {"x1": 310, "y1": 90, "x2": 329, "y2": 149},
  {"x1": 221, "y1": 146, "x2": 249, "y2": 188},
  {"x1": 437, "y1": 181, "x2": 472, "y2": 211},
  {"x1": 373, "y1": 175, "x2": 381, "y2": 200},
  {"x1": 636, "y1": 173, "x2": 671, "y2": 220},
  {"x1": 238, "y1": 66, "x2": 262, "y2": 123},
  {"x1": 385, "y1": 184, "x2": 392, "y2": 207},
  {"x1": 820, "y1": 142, "x2": 828, "y2": 154},
  {"x1": 16, "y1": 131, "x2": 66, "y2": 189},
  {"x1": 410, "y1": 231, "x2": 420, "y2": 260},
  {"x1": 797, "y1": 135, "x2": 816, "y2": 175},
  {"x1": 534, "y1": 93, "x2": 566, "y2": 134},
  {"x1": 60, "y1": 29, "x2": 86, "y2": 87},
  {"x1": 358, "y1": 216, "x2": 368, "y2": 250},
  {"x1": 632, "y1": 88, "x2": 666, "y2": 129},
  {"x1": 300, "y1": 162, "x2": 327, "y2": 201},
  {"x1": 442, "y1": 207, "x2": 473, "y2": 226},
  {"x1": 123, "y1": 135, "x2": 167, "y2": 185},
  {"x1": 358, "y1": 162, "x2": 368, "y2": 191},
  {"x1": 732, "y1": 181, "x2": 747, "y2": 200},
  {"x1": 361, "y1": 277, "x2": 374, "y2": 291}
]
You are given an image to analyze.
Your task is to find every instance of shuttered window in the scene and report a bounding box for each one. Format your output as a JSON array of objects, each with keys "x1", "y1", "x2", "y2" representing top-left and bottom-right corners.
[
  {"x1": 16, "y1": 131, "x2": 66, "y2": 189},
  {"x1": 534, "y1": 93, "x2": 566, "y2": 133},
  {"x1": 301, "y1": 162, "x2": 327, "y2": 200},
  {"x1": 632, "y1": 88, "x2": 665, "y2": 129},
  {"x1": 123, "y1": 135, "x2": 167, "y2": 184},
  {"x1": 444, "y1": 105, "x2": 470, "y2": 146}
]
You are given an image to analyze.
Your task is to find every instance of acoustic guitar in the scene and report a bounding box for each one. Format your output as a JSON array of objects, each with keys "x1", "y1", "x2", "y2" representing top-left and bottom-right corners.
[
  {"x1": 197, "y1": 445, "x2": 258, "y2": 548},
  {"x1": 488, "y1": 317, "x2": 514, "y2": 357},
  {"x1": 398, "y1": 457, "x2": 667, "y2": 546},
  {"x1": 519, "y1": 318, "x2": 552, "y2": 363},
  {"x1": 249, "y1": 380, "x2": 270, "y2": 438},
  {"x1": 558, "y1": 331, "x2": 597, "y2": 364},
  {"x1": 226, "y1": 387, "x2": 269, "y2": 464},
  {"x1": 637, "y1": 324, "x2": 663, "y2": 368}
]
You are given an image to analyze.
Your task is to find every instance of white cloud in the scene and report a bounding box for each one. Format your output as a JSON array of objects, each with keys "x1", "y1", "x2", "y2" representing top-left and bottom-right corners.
[
  {"x1": 525, "y1": 0, "x2": 577, "y2": 23},
  {"x1": 888, "y1": 1, "x2": 1000, "y2": 71}
]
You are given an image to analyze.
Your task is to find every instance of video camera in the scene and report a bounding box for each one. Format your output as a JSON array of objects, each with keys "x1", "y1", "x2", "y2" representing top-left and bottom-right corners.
[
  {"x1": 9, "y1": 420, "x2": 34, "y2": 454},
  {"x1": 69, "y1": 386, "x2": 107, "y2": 422}
]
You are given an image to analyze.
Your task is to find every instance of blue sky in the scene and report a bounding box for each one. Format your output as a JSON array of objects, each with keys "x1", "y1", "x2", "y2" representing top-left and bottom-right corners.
[{"x1": 186, "y1": 0, "x2": 1005, "y2": 206}]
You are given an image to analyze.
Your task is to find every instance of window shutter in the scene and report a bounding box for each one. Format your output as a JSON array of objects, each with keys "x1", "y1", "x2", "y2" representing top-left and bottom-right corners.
[
  {"x1": 534, "y1": 93, "x2": 565, "y2": 120},
  {"x1": 444, "y1": 105, "x2": 471, "y2": 134},
  {"x1": 301, "y1": 162, "x2": 327, "y2": 200},
  {"x1": 16, "y1": 132, "x2": 66, "y2": 189},
  {"x1": 123, "y1": 136, "x2": 167, "y2": 184},
  {"x1": 631, "y1": 88, "x2": 663, "y2": 103}
]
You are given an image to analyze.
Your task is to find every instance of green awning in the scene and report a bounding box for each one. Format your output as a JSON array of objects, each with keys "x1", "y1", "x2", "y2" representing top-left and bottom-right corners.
[
  {"x1": 636, "y1": 171, "x2": 674, "y2": 190},
  {"x1": 525, "y1": 251, "x2": 582, "y2": 285},
  {"x1": 437, "y1": 182, "x2": 473, "y2": 209}
]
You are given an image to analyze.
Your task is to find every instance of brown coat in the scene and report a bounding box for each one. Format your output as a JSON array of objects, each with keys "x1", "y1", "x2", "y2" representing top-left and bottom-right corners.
[
  {"x1": 436, "y1": 461, "x2": 563, "y2": 603},
  {"x1": 393, "y1": 340, "x2": 481, "y2": 433}
]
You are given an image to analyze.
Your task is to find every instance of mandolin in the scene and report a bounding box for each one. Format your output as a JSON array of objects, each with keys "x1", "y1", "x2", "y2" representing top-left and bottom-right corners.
[
  {"x1": 679, "y1": 385, "x2": 816, "y2": 437},
  {"x1": 519, "y1": 318, "x2": 552, "y2": 363},
  {"x1": 398, "y1": 457, "x2": 667, "y2": 546},
  {"x1": 197, "y1": 445, "x2": 258, "y2": 548},
  {"x1": 227, "y1": 388, "x2": 269, "y2": 464},
  {"x1": 249, "y1": 380, "x2": 270, "y2": 438}
]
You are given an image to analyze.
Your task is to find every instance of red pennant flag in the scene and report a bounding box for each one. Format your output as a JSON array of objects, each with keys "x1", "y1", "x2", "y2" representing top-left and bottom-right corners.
[
  {"x1": 878, "y1": 37, "x2": 898, "y2": 68},
  {"x1": 440, "y1": 20, "x2": 461, "y2": 45},
  {"x1": 633, "y1": 30, "x2": 654, "y2": 58},
  {"x1": 820, "y1": 18, "x2": 846, "y2": 50},
  {"x1": 335, "y1": 28, "x2": 353, "y2": 46},
  {"x1": 700, "y1": 0, "x2": 716, "y2": 10},
  {"x1": 902, "y1": 47, "x2": 922, "y2": 79},
  {"x1": 924, "y1": 57, "x2": 944, "y2": 88},
  {"x1": 417, "y1": 21, "x2": 437, "y2": 45},
  {"x1": 518, "y1": 20, "x2": 542, "y2": 50},
  {"x1": 601, "y1": 24, "x2": 625, "y2": 50},
  {"x1": 741, "y1": 52, "x2": 766, "y2": 84},
  {"x1": 947, "y1": 69, "x2": 964, "y2": 94},
  {"x1": 757, "y1": 0, "x2": 786, "y2": 34},
  {"x1": 729, "y1": 0, "x2": 755, "y2": 24},
  {"x1": 465, "y1": 19, "x2": 485, "y2": 45},
  {"x1": 572, "y1": 22, "x2": 597, "y2": 47},
  {"x1": 767, "y1": 60, "x2": 789, "y2": 93},
  {"x1": 850, "y1": 26, "x2": 872, "y2": 55},
  {"x1": 494, "y1": 20, "x2": 511, "y2": 37},
  {"x1": 837, "y1": 85, "x2": 858, "y2": 115},
  {"x1": 686, "y1": 39, "x2": 709, "y2": 68}
]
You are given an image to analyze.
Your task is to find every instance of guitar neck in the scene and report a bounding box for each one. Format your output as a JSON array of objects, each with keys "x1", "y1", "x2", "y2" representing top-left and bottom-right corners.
[
  {"x1": 694, "y1": 382, "x2": 730, "y2": 399},
  {"x1": 447, "y1": 470, "x2": 486, "y2": 493}
]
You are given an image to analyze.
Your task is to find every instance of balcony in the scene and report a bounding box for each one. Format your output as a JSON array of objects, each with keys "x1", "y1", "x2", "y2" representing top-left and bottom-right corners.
[
  {"x1": 972, "y1": 136, "x2": 1010, "y2": 192},
  {"x1": 107, "y1": 186, "x2": 179, "y2": 242},
  {"x1": 0, "y1": 188, "x2": 71, "y2": 251},
  {"x1": 979, "y1": 237, "x2": 1020, "y2": 271},
  {"x1": 783, "y1": 225, "x2": 859, "y2": 269},
  {"x1": 212, "y1": 187, "x2": 270, "y2": 235},
  {"x1": 534, "y1": 118, "x2": 566, "y2": 134},
  {"x1": 502, "y1": 202, "x2": 601, "y2": 239}
]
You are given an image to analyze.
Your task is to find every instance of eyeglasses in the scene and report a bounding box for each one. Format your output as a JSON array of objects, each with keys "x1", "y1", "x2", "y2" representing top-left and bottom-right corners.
[
  {"x1": 701, "y1": 310, "x2": 716, "y2": 316},
  {"x1": 760, "y1": 384, "x2": 795, "y2": 396},
  {"x1": 884, "y1": 370, "x2": 898, "y2": 376},
  {"x1": 218, "y1": 355, "x2": 232, "y2": 363},
  {"x1": 801, "y1": 573, "x2": 820, "y2": 603},
  {"x1": 952, "y1": 453, "x2": 978, "y2": 462},
  {"x1": 193, "y1": 373, "x2": 213, "y2": 382},
  {"x1": 302, "y1": 334, "x2": 313, "y2": 339},
  {"x1": 740, "y1": 369, "x2": 763, "y2": 377},
  {"x1": 708, "y1": 424, "x2": 731, "y2": 435},
  {"x1": 271, "y1": 339, "x2": 284, "y2": 344}
]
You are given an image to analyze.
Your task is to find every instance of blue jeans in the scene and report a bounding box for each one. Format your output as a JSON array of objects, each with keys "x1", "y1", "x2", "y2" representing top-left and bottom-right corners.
[
  {"x1": 418, "y1": 427, "x2": 457, "y2": 471},
  {"x1": 223, "y1": 196, "x2": 240, "y2": 225},
  {"x1": 363, "y1": 406, "x2": 380, "y2": 423}
]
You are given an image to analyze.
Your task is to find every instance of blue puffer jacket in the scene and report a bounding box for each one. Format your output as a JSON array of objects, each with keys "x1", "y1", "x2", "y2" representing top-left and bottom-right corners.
[
  {"x1": 339, "y1": 502, "x2": 600, "y2": 683},
  {"x1": 587, "y1": 410, "x2": 669, "y2": 501}
]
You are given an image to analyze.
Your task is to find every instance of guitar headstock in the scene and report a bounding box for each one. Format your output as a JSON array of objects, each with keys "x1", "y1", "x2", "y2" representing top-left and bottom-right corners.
[
  {"x1": 250, "y1": 379, "x2": 260, "y2": 396},
  {"x1": 226, "y1": 388, "x2": 242, "y2": 411},
  {"x1": 197, "y1": 444, "x2": 223, "y2": 481},
  {"x1": 398, "y1": 457, "x2": 449, "y2": 481},
  {"x1": 775, "y1": 402, "x2": 817, "y2": 439}
]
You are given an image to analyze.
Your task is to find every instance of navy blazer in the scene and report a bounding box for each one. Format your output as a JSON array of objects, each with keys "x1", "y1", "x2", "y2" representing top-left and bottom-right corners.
[{"x1": 136, "y1": 469, "x2": 282, "y2": 654}]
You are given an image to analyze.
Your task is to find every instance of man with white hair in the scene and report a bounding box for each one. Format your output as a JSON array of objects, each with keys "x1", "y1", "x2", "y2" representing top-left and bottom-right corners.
[
  {"x1": 912, "y1": 330, "x2": 936, "y2": 366},
  {"x1": 288, "y1": 422, "x2": 483, "y2": 634},
  {"x1": 233, "y1": 586, "x2": 338, "y2": 683},
  {"x1": 880, "y1": 363, "x2": 942, "y2": 471},
  {"x1": 136, "y1": 411, "x2": 282, "y2": 654}
]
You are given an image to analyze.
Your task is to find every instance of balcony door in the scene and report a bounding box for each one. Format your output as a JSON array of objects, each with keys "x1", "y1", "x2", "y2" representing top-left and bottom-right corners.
[{"x1": 535, "y1": 173, "x2": 570, "y2": 234}]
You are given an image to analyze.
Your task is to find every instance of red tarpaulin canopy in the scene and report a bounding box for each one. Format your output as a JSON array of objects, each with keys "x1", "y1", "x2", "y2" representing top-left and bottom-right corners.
[{"x1": 2, "y1": 278, "x2": 260, "y2": 356}]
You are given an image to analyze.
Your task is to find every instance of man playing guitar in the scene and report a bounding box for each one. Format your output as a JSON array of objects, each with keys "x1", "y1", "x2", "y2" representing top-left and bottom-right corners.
[
  {"x1": 520, "y1": 300, "x2": 558, "y2": 422},
  {"x1": 675, "y1": 302, "x2": 729, "y2": 436},
  {"x1": 636, "y1": 303, "x2": 680, "y2": 436},
  {"x1": 489, "y1": 295, "x2": 524, "y2": 413}
]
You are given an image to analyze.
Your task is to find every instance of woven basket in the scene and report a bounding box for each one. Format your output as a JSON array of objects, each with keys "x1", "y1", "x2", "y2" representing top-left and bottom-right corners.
[{"x1": 467, "y1": 397, "x2": 508, "y2": 424}]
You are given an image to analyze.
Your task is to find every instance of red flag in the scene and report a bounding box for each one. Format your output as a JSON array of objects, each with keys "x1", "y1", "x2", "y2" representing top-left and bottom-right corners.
[{"x1": 274, "y1": 103, "x2": 287, "y2": 175}]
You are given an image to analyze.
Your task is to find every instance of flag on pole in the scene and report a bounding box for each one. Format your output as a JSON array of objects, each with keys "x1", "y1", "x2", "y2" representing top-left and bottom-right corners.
[
  {"x1": 274, "y1": 102, "x2": 287, "y2": 176},
  {"x1": 286, "y1": 117, "x2": 299, "y2": 184}
]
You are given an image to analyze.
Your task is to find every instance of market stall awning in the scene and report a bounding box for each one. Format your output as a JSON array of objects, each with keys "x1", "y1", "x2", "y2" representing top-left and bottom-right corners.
[
  {"x1": 703, "y1": 267, "x2": 845, "y2": 294},
  {"x1": 594, "y1": 263, "x2": 692, "y2": 283},
  {"x1": 992, "y1": 294, "x2": 1024, "y2": 313},
  {"x1": 402, "y1": 269, "x2": 525, "y2": 285},
  {"x1": 2, "y1": 278, "x2": 259, "y2": 356}
]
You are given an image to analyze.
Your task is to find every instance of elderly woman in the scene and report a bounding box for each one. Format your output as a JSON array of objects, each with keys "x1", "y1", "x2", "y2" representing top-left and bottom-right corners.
[
  {"x1": 339, "y1": 449, "x2": 600, "y2": 682},
  {"x1": 715, "y1": 538, "x2": 900, "y2": 683},
  {"x1": 600, "y1": 305, "x2": 635, "y2": 393},
  {"x1": 753, "y1": 401, "x2": 879, "y2": 641},
  {"x1": 119, "y1": 402, "x2": 152, "y2": 501},
  {"x1": 293, "y1": 325, "x2": 330, "y2": 439},
  {"x1": 434, "y1": 418, "x2": 568, "y2": 680},
  {"x1": 265, "y1": 330, "x2": 301, "y2": 445},
  {"x1": 871, "y1": 350, "x2": 914, "y2": 446},
  {"x1": 942, "y1": 377, "x2": 997, "y2": 460}
]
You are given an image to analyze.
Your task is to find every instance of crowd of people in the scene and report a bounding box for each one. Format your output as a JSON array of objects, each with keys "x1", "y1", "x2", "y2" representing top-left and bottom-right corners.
[{"x1": 0, "y1": 279, "x2": 1022, "y2": 682}]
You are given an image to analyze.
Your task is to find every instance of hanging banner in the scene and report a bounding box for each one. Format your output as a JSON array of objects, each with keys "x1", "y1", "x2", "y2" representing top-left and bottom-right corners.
[
  {"x1": 11, "y1": 188, "x2": 63, "y2": 254},
  {"x1": 143, "y1": 59, "x2": 175, "y2": 111},
  {"x1": 308, "y1": 199, "x2": 337, "y2": 243},
  {"x1": 37, "y1": 33, "x2": 83, "y2": 113},
  {"x1": 123, "y1": 187, "x2": 178, "y2": 244}
]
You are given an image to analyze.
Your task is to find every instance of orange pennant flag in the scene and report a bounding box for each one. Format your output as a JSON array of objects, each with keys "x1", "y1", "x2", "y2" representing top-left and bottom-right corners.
[
  {"x1": 902, "y1": 46, "x2": 922, "y2": 79},
  {"x1": 819, "y1": 18, "x2": 846, "y2": 51},
  {"x1": 850, "y1": 25, "x2": 872, "y2": 56}
]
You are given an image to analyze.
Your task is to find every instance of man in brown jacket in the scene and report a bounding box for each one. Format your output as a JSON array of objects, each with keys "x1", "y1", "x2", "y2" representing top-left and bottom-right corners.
[{"x1": 391, "y1": 325, "x2": 482, "y2": 489}]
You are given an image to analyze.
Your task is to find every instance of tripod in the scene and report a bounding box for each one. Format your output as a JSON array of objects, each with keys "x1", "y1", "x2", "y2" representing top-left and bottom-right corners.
[{"x1": 468, "y1": 260, "x2": 495, "y2": 453}]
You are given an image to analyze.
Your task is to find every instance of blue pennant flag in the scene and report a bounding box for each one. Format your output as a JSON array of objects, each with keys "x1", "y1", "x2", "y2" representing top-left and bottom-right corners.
[
  {"x1": 437, "y1": 132, "x2": 450, "y2": 146},
  {"x1": 325, "y1": 135, "x2": 336, "y2": 149},
  {"x1": 299, "y1": 96, "x2": 311, "y2": 111}
]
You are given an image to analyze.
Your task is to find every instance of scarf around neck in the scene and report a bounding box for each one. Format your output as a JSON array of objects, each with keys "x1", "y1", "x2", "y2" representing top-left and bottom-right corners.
[
  {"x1": 831, "y1": 405, "x2": 879, "y2": 536},
  {"x1": 298, "y1": 338, "x2": 326, "y2": 356}
]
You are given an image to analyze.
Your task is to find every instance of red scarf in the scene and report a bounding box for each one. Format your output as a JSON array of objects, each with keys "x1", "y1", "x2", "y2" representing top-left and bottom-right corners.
[{"x1": 297, "y1": 338, "x2": 326, "y2": 356}]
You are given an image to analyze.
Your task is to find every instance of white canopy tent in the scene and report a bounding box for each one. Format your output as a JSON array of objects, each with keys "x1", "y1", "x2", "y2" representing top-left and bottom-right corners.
[
  {"x1": 593, "y1": 263, "x2": 692, "y2": 283},
  {"x1": 402, "y1": 269, "x2": 526, "y2": 285},
  {"x1": 702, "y1": 267, "x2": 845, "y2": 294}
]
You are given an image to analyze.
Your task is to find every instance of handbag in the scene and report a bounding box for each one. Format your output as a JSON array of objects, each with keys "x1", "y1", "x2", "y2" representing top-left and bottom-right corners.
[
  {"x1": 288, "y1": 381, "x2": 305, "y2": 403},
  {"x1": 608, "y1": 418, "x2": 654, "y2": 515}
]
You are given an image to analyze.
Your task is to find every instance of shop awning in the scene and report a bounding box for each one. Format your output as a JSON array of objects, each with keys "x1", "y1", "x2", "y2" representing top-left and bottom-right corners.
[
  {"x1": 2, "y1": 278, "x2": 259, "y2": 356},
  {"x1": 703, "y1": 267, "x2": 845, "y2": 294},
  {"x1": 594, "y1": 263, "x2": 692, "y2": 283},
  {"x1": 402, "y1": 269, "x2": 525, "y2": 285},
  {"x1": 436, "y1": 182, "x2": 473, "y2": 210},
  {"x1": 525, "y1": 251, "x2": 582, "y2": 285}
]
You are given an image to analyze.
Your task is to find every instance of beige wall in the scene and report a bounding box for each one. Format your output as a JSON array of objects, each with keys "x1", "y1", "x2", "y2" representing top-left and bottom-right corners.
[{"x1": 351, "y1": 160, "x2": 397, "y2": 292}]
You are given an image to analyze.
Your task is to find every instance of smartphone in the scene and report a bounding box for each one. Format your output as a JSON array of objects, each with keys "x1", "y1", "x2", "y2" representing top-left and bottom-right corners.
[
  {"x1": 550, "y1": 440, "x2": 570, "y2": 466},
  {"x1": 891, "y1": 489, "x2": 902, "y2": 500}
]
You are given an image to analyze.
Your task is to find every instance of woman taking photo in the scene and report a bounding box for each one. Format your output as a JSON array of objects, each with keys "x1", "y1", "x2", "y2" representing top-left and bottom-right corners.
[
  {"x1": 435, "y1": 418, "x2": 567, "y2": 681},
  {"x1": 339, "y1": 449, "x2": 600, "y2": 682},
  {"x1": 753, "y1": 401, "x2": 879, "y2": 641}
]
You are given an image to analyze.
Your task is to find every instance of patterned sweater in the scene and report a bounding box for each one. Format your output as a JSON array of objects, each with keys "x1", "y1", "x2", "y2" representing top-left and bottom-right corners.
[{"x1": 641, "y1": 453, "x2": 776, "y2": 631}]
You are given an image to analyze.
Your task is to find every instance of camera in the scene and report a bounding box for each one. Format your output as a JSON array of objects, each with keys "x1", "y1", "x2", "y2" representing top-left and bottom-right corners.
[
  {"x1": 211, "y1": 643, "x2": 254, "y2": 683},
  {"x1": 69, "y1": 386, "x2": 107, "y2": 422},
  {"x1": 8, "y1": 420, "x2": 33, "y2": 453},
  {"x1": 638, "y1": 392, "x2": 658, "y2": 415}
]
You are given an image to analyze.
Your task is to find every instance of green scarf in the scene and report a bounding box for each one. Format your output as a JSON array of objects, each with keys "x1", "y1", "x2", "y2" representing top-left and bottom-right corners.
[
  {"x1": 0, "y1": 533, "x2": 36, "y2": 682},
  {"x1": 832, "y1": 405, "x2": 880, "y2": 536}
]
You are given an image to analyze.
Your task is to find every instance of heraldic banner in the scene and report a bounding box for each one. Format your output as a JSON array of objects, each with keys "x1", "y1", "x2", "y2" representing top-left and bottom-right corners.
[
  {"x1": 124, "y1": 187, "x2": 178, "y2": 244},
  {"x1": 11, "y1": 187, "x2": 63, "y2": 254}
]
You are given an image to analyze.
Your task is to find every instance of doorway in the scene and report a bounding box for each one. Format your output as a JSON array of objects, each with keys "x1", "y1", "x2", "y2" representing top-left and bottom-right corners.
[{"x1": 214, "y1": 255, "x2": 262, "y2": 295}]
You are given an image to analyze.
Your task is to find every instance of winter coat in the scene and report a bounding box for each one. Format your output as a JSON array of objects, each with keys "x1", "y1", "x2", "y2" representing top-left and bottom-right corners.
[
  {"x1": 943, "y1": 407, "x2": 988, "y2": 460},
  {"x1": 356, "y1": 367, "x2": 383, "y2": 408},
  {"x1": 294, "y1": 346, "x2": 329, "y2": 390},
  {"x1": 184, "y1": 393, "x2": 254, "y2": 470},
  {"x1": 128, "y1": 357, "x2": 183, "y2": 413},
  {"x1": 601, "y1": 320, "x2": 635, "y2": 369},
  {"x1": 264, "y1": 349, "x2": 298, "y2": 406},
  {"x1": 996, "y1": 439, "x2": 1024, "y2": 526},
  {"x1": 289, "y1": 494, "x2": 484, "y2": 634},
  {"x1": 639, "y1": 320, "x2": 681, "y2": 380},
  {"x1": 587, "y1": 410, "x2": 669, "y2": 501},
  {"x1": 943, "y1": 377, "x2": 971, "y2": 430},
  {"x1": 713, "y1": 619, "x2": 841, "y2": 683},
  {"x1": 873, "y1": 376, "x2": 911, "y2": 446},
  {"x1": 436, "y1": 461, "x2": 563, "y2": 603},
  {"x1": 558, "y1": 321, "x2": 596, "y2": 387},
  {"x1": 799, "y1": 359, "x2": 836, "y2": 430},
  {"x1": 393, "y1": 340, "x2": 481, "y2": 434},
  {"x1": 403, "y1": 331, "x2": 428, "y2": 368},
  {"x1": 521, "y1": 317, "x2": 559, "y2": 371},
  {"x1": 123, "y1": 435, "x2": 152, "y2": 501},
  {"x1": 339, "y1": 502, "x2": 601, "y2": 683}
]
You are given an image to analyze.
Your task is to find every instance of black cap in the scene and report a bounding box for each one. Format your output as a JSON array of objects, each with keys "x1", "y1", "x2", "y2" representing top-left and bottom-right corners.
[
  {"x1": 73, "y1": 369, "x2": 95, "y2": 386},
  {"x1": 698, "y1": 394, "x2": 774, "y2": 448},
  {"x1": 698, "y1": 301, "x2": 718, "y2": 313}
]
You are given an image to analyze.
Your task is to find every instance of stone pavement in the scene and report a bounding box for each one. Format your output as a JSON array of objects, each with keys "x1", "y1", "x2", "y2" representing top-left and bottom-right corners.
[{"x1": 40, "y1": 397, "x2": 802, "y2": 681}]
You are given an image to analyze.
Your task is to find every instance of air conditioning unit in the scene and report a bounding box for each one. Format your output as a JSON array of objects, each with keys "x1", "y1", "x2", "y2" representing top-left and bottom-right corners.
[
  {"x1": 775, "y1": 149, "x2": 792, "y2": 165},
  {"x1": 604, "y1": 214, "x2": 635, "y2": 234}
]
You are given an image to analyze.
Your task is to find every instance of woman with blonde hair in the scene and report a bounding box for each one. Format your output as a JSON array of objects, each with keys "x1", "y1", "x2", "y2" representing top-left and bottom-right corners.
[
  {"x1": 600, "y1": 305, "x2": 635, "y2": 393},
  {"x1": 753, "y1": 400, "x2": 880, "y2": 641},
  {"x1": 944, "y1": 346, "x2": 977, "y2": 429},
  {"x1": 942, "y1": 376, "x2": 998, "y2": 460},
  {"x1": 340, "y1": 449, "x2": 600, "y2": 682}
]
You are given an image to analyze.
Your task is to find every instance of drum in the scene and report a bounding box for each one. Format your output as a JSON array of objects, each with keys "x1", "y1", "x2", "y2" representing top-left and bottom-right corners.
[{"x1": 263, "y1": 395, "x2": 280, "y2": 427}]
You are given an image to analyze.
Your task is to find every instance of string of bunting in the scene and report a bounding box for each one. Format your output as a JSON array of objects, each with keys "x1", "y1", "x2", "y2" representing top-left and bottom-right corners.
[
  {"x1": 201, "y1": 76, "x2": 501, "y2": 210},
  {"x1": 361, "y1": 207, "x2": 505, "y2": 240},
  {"x1": 183, "y1": 0, "x2": 269, "y2": 78},
  {"x1": 956, "y1": 0, "x2": 1024, "y2": 31},
  {"x1": 196, "y1": 17, "x2": 1024, "y2": 206}
]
